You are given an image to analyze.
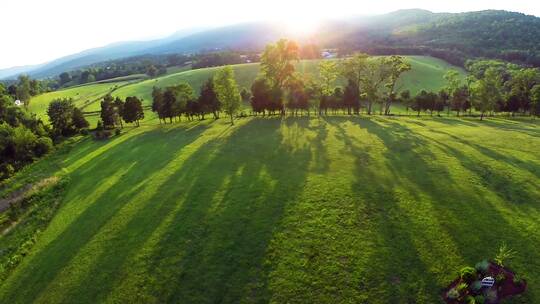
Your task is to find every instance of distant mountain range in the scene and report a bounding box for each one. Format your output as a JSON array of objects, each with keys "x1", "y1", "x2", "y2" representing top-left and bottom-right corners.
[{"x1": 2, "y1": 9, "x2": 540, "y2": 80}]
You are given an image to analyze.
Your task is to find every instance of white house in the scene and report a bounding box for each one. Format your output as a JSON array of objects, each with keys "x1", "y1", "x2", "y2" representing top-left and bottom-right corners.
[{"x1": 14, "y1": 100, "x2": 22, "y2": 106}]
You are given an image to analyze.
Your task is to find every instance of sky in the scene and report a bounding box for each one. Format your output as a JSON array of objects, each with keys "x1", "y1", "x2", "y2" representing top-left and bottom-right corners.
[{"x1": 1, "y1": 0, "x2": 540, "y2": 69}]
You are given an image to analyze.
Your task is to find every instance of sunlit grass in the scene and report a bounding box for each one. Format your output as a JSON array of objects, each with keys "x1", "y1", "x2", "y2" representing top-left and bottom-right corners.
[{"x1": 0, "y1": 116, "x2": 538, "y2": 303}]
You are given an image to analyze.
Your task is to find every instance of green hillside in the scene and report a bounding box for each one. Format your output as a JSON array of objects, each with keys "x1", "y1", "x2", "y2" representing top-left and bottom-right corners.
[
  {"x1": 28, "y1": 56, "x2": 465, "y2": 122},
  {"x1": 0, "y1": 116, "x2": 538, "y2": 303}
]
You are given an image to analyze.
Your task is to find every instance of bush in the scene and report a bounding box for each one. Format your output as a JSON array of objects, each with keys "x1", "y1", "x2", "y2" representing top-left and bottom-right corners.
[
  {"x1": 474, "y1": 295, "x2": 485, "y2": 304},
  {"x1": 33, "y1": 137, "x2": 53, "y2": 157},
  {"x1": 447, "y1": 288, "x2": 460, "y2": 300},
  {"x1": 475, "y1": 260, "x2": 489, "y2": 274},
  {"x1": 457, "y1": 282, "x2": 468, "y2": 292},
  {"x1": 0, "y1": 163, "x2": 15, "y2": 180},
  {"x1": 94, "y1": 130, "x2": 111, "y2": 140},
  {"x1": 115, "y1": 129, "x2": 121, "y2": 136},
  {"x1": 470, "y1": 280, "x2": 482, "y2": 293},
  {"x1": 465, "y1": 295, "x2": 476, "y2": 304},
  {"x1": 495, "y1": 243, "x2": 516, "y2": 267},
  {"x1": 460, "y1": 266, "x2": 477, "y2": 283},
  {"x1": 80, "y1": 128, "x2": 89, "y2": 136},
  {"x1": 485, "y1": 289, "x2": 497, "y2": 302}
]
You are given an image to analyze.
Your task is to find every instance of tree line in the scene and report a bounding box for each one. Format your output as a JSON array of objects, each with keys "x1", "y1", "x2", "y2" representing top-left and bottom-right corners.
[{"x1": 0, "y1": 84, "x2": 53, "y2": 180}]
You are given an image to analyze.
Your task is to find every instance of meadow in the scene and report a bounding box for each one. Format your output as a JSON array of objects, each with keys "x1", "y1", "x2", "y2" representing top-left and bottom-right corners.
[
  {"x1": 27, "y1": 56, "x2": 465, "y2": 124},
  {"x1": 0, "y1": 115, "x2": 538, "y2": 303}
]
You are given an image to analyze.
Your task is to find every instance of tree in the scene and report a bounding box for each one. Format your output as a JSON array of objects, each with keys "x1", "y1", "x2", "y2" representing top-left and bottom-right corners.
[
  {"x1": 318, "y1": 61, "x2": 339, "y2": 115},
  {"x1": 146, "y1": 65, "x2": 158, "y2": 78},
  {"x1": 170, "y1": 83, "x2": 194, "y2": 121},
  {"x1": 260, "y1": 39, "x2": 299, "y2": 114},
  {"x1": 214, "y1": 66, "x2": 241, "y2": 125},
  {"x1": 47, "y1": 98, "x2": 75, "y2": 136},
  {"x1": 59, "y1": 72, "x2": 72, "y2": 86},
  {"x1": 471, "y1": 68, "x2": 503, "y2": 120},
  {"x1": 114, "y1": 97, "x2": 124, "y2": 128},
  {"x1": 123, "y1": 96, "x2": 144, "y2": 126},
  {"x1": 450, "y1": 85, "x2": 470, "y2": 116},
  {"x1": 198, "y1": 78, "x2": 220, "y2": 119},
  {"x1": 531, "y1": 84, "x2": 540, "y2": 118},
  {"x1": 100, "y1": 94, "x2": 116, "y2": 128},
  {"x1": 444, "y1": 69, "x2": 463, "y2": 115},
  {"x1": 399, "y1": 90, "x2": 411, "y2": 115},
  {"x1": 508, "y1": 68, "x2": 539, "y2": 115},
  {"x1": 151, "y1": 87, "x2": 164, "y2": 123},
  {"x1": 382, "y1": 56, "x2": 411, "y2": 115},
  {"x1": 250, "y1": 78, "x2": 272, "y2": 115},
  {"x1": 72, "y1": 107, "x2": 89, "y2": 129},
  {"x1": 362, "y1": 58, "x2": 389, "y2": 115},
  {"x1": 340, "y1": 53, "x2": 369, "y2": 113},
  {"x1": 16, "y1": 75, "x2": 31, "y2": 107},
  {"x1": 343, "y1": 79, "x2": 360, "y2": 115}
]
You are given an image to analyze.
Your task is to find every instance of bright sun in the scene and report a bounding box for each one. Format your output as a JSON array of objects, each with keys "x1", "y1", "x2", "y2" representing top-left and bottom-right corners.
[{"x1": 279, "y1": 18, "x2": 320, "y2": 36}]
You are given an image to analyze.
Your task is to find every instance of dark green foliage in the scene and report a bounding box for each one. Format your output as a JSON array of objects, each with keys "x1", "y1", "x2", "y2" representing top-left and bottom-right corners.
[
  {"x1": 122, "y1": 96, "x2": 144, "y2": 126},
  {"x1": 495, "y1": 273, "x2": 506, "y2": 284},
  {"x1": 475, "y1": 260, "x2": 489, "y2": 274},
  {"x1": 474, "y1": 295, "x2": 485, "y2": 304},
  {"x1": 100, "y1": 94, "x2": 116, "y2": 128},
  {"x1": 470, "y1": 280, "x2": 482, "y2": 293},
  {"x1": 460, "y1": 266, "x2": 477, "y2": 283},
  {"x1": 447, "y1": 288, "x2": 460, "y2": 300}
]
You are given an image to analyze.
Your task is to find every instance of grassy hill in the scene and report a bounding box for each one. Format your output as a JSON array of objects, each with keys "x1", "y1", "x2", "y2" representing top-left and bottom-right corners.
[
  {"x1": 0, "y1": 116, "x2": 538, "y2": 303},
  {"x1": 28, "y1": 56, "x2": 465, "y2": 123}
]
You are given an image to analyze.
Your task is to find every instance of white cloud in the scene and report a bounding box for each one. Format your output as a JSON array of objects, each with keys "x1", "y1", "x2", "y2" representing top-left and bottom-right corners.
[{"x1": 1, "y1": 0, "x2": 539, "y2": 69}]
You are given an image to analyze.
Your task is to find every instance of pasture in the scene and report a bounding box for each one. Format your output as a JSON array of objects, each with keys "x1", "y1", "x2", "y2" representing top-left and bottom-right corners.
[{"x1": 0, "y1": 116, "x2": 538, "y2": 303}]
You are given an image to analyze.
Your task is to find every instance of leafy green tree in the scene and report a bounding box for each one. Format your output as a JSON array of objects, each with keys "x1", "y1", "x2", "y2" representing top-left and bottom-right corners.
[
  {"x1": 343, "y1": 79, "x2": 360, "y2": 115},
  {"x1": 100, "y1": 94, "x2": 116, "y2": 128},
  {"x1": 444, "y1": 69, "x2": 462, "y2": 115},
  {"x1": 250, "y1": 78, "x2": 272, "y2": 115},
  {"x1": 508, "y1": 68, "x2": 539, "y2": 115},
  {"x1": 340, "y1": 53, "x2": 369, "y2": 112},
  {"x1": 318, "y1": 61, "x2": 339, "y2": 115},
  {"x1": 198, "y1": 78, "x2": 220, "y2": 119},
  {"x1": 123, "y1": 96, "x2": 144, "y2": 126},
  {"x1": 171, "y1": 83, "x2": 194, "y2": 121},
  {"x1": 151, "y1": 87, "x2": 164, "y2": 123},
  {"x1": 214, "y1": 66, "x2": 241, "y2": 125},
  {"x1": 382, "y1": 56, "x2": 411, "y2": 115},
  {"x1": 531, "y1": 84, "x2": 540, "y2": 118},
  {"x1": 399, "y1": 90, "x2": 411, "y2": 115},
  {"x1": 16, "y1": 75, "x2": 32, "y2": 107},
  {"x1": 114, "y1": 97, "x2": 124, "y2": 128},
  {"x1": 47, "y1": 98, "x2": 76, "y2": 136},
  {"x1": 146, "y1": 65, "x2": 158, "y2": 78},
  {"x1": 59, "y1": 72, "x2": 72, "y2": 86},
  {"x1": 260, "y1": 39, "x2": 299, "y2": 114},
  {"x1": 471, "y1": 68, "x2": 504, "y2": 120},
  {"x1": 362, "y1": 58, "x2": 389, "y2": 115},
  {"x1": 72, "y1": 107, "x2": 89, "y2": 129}
]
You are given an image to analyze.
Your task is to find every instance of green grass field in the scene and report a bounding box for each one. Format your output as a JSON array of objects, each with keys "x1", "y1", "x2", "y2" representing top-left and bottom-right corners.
[
  {"x1": 28, "y1": 56, "x2": 465, "y2": 124},
  {"x1": 0, "y1": 116, "x2": 538, "y2": 303}
]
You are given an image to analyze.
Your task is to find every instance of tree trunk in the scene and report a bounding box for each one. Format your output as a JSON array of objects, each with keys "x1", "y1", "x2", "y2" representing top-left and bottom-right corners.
[{"x1": 230, "y1": 113, "x2": 234, "y2": 125}]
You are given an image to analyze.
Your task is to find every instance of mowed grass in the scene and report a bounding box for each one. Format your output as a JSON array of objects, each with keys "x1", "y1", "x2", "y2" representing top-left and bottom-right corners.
[
  {"x1": 28, "y1": 56, "x2": 465, "y2": 123},
  {"x1": 0, "y1": 116, "x2": 538, "y2": 303},
  {"x1": 28, "y1": 82, "x2": 131, "y2": 123}
]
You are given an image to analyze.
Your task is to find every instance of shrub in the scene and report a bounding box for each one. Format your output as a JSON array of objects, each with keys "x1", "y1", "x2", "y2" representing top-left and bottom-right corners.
[
  {"x1": 460, "y1": 266, "x2": 477, "y2": 283},
  {"x1": 495, "y1": 243, "x2": 516, "y2": 267},
  {"x1": 457, "y1": 282, "x2": 468, "y2": 292},
  {"x1": 80, "y1": 128, "x2": 89, "y2": 136},
  {"x1": 465, "y1": 295, "x2": 476, "y2": 304},
  {"x1": 475, "y1": 260, "x2": 489, "y2": 274},
  {"x1": 94, "y1": 130, "x2": 111, "y2": 140},
  {"x1": 470, "y1": 280, "x2": 482, "y2": 293},
  {"x1": 447, "y1": 288, "x2": 460, "y2": 300},
  {"x1": 115, "y1": 128, "x2": 121, "y2": 136},
  {"x1": 474, "y1": 295, "x2": 485, "y2": 304},
  {"x1": 33, "y1": 137, "x2": 53, "y2": 157}
]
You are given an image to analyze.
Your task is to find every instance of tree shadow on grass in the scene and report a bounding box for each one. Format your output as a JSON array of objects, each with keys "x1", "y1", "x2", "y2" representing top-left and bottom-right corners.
[
  {"x1": 350, "y1": 117, "x2": 539, "y2": 303},
  {"x1": 322, "y1": 116, "x2": 539, "y2": 302},
  {"x1": 0, "y1": 124, "x2": 209, "y2": 303},
  {"x1": 109, "y1": 118, "x2": 312, "y2": 303}
]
